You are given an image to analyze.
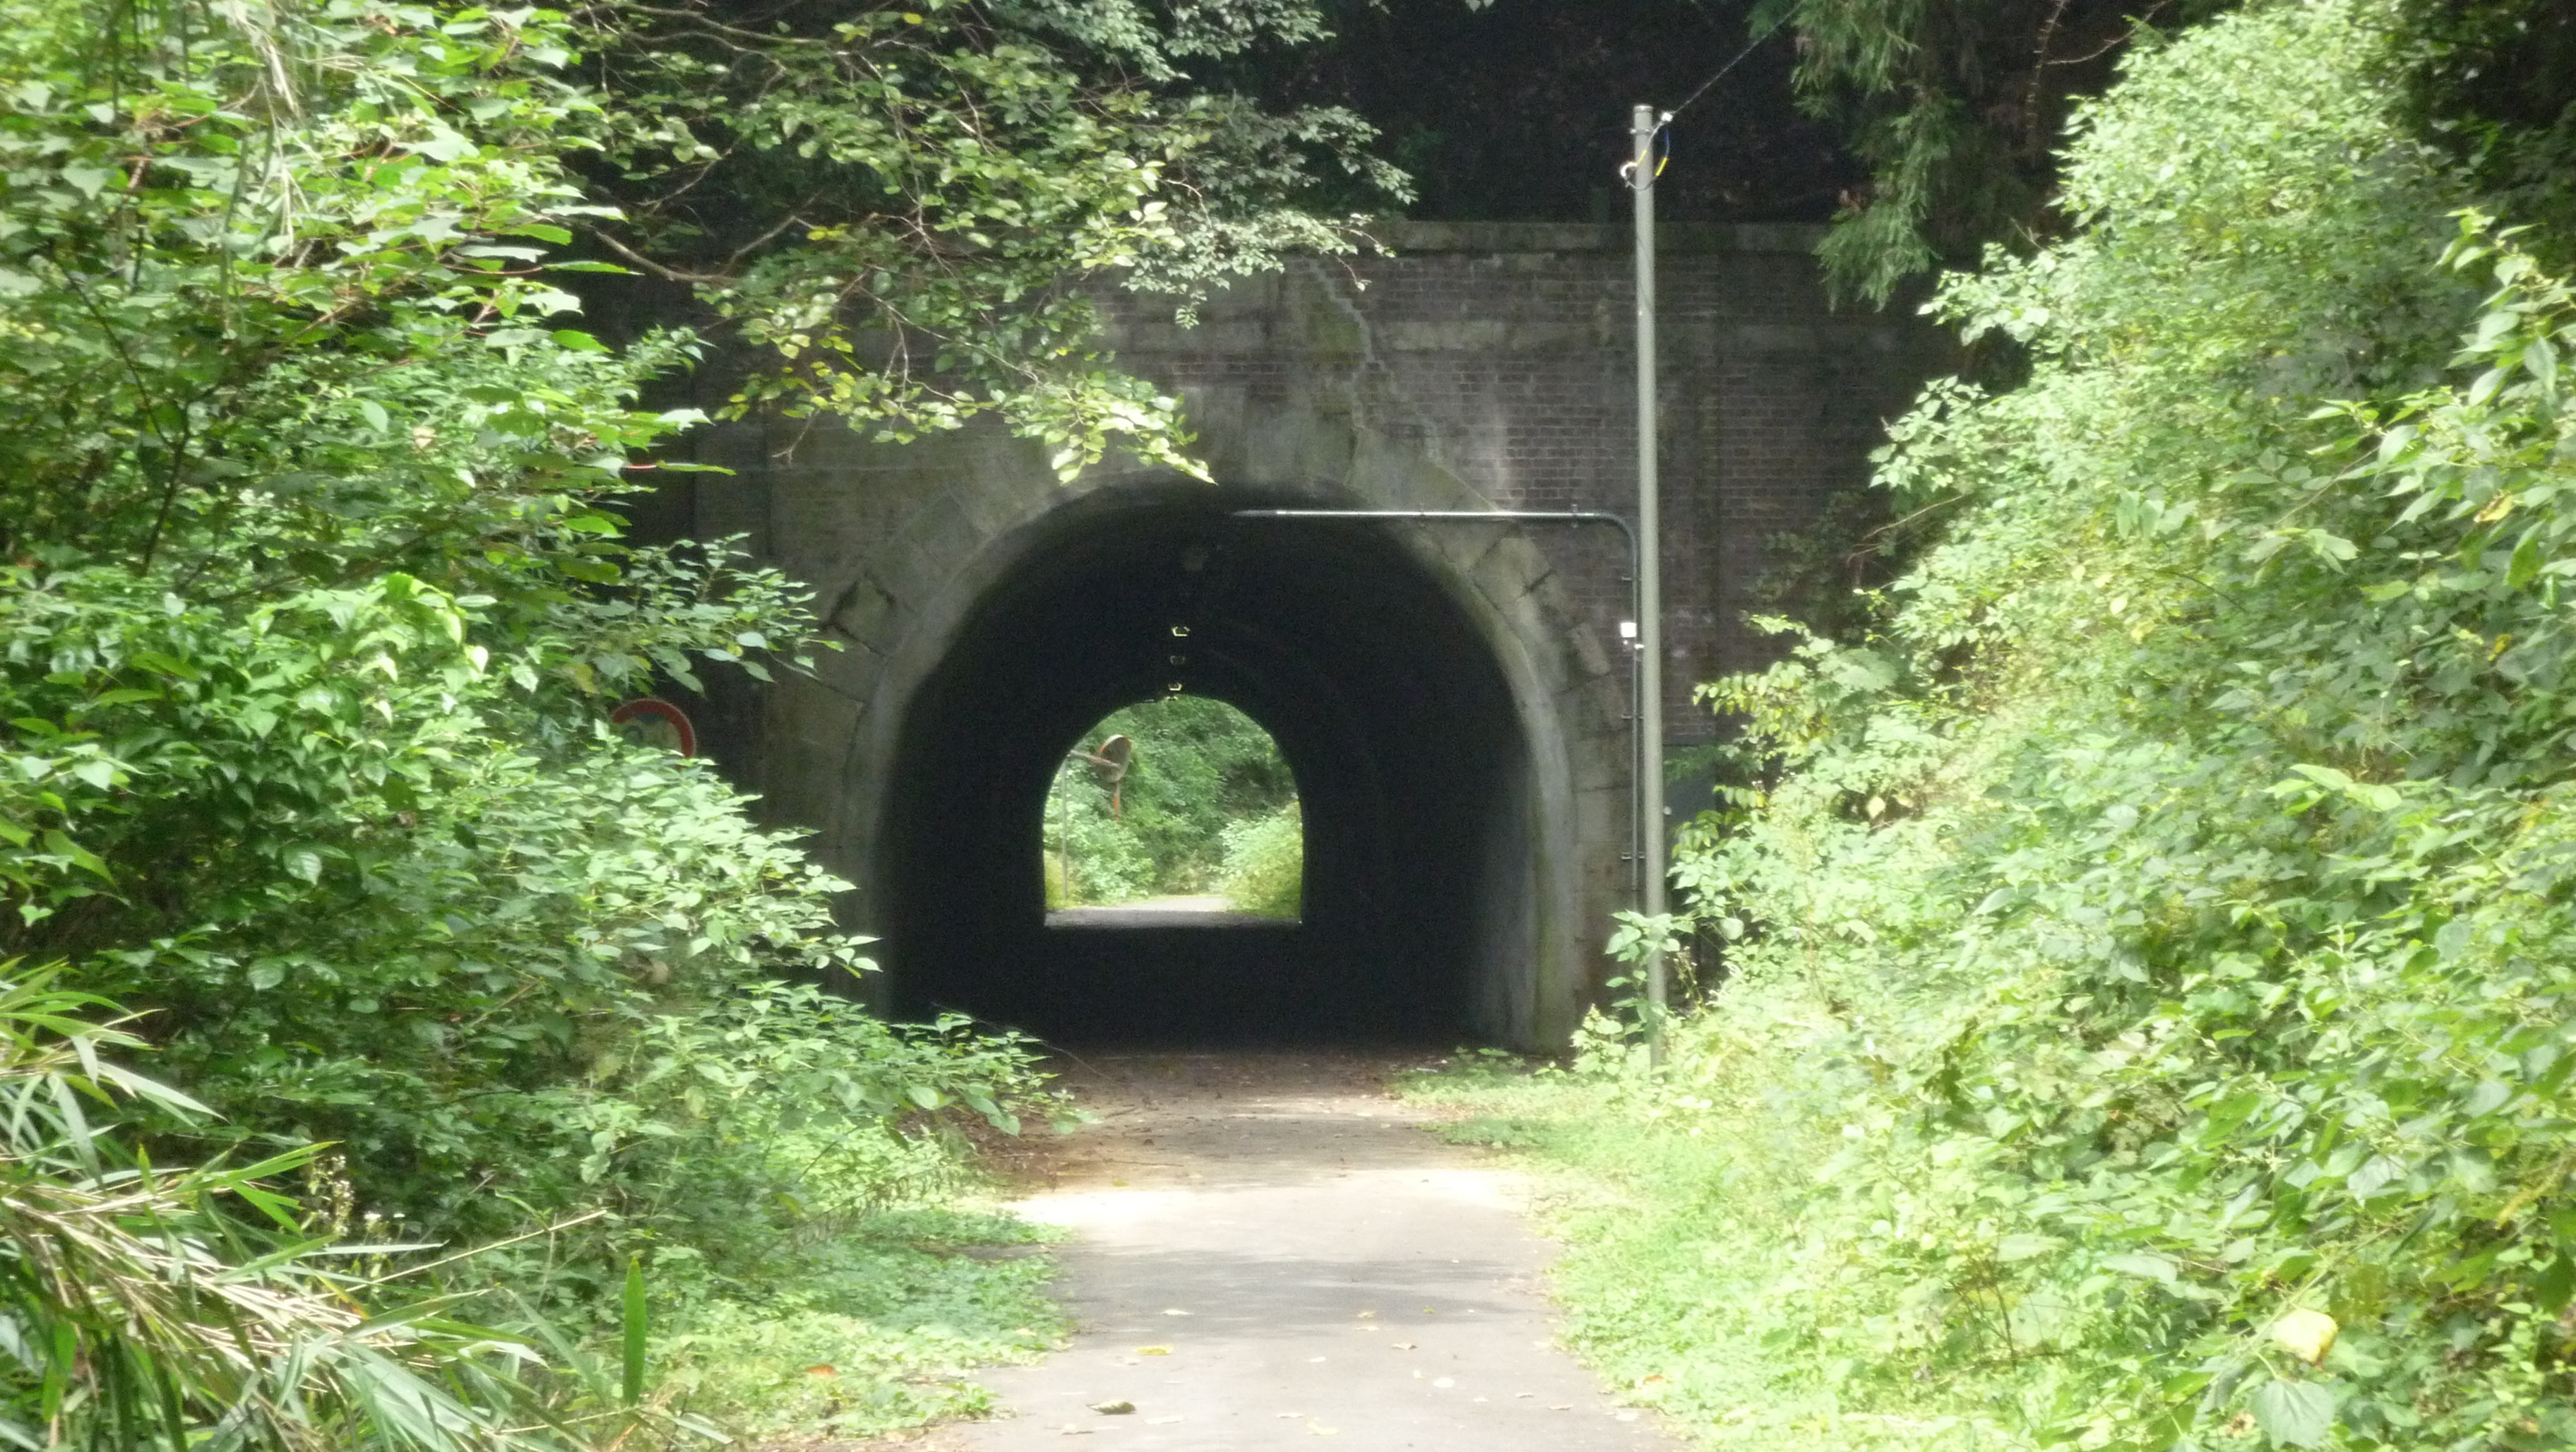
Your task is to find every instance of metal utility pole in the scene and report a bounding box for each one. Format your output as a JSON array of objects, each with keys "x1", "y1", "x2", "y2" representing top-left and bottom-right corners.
[{"x1": 1630, "y1": 103, "x2": 1669, "y2": 1061}]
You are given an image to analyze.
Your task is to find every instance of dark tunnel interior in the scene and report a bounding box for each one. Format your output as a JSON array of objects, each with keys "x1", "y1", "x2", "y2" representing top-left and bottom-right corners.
[{"x1": 881, "y1": 490, "x2": 1534, "y2": 1045}]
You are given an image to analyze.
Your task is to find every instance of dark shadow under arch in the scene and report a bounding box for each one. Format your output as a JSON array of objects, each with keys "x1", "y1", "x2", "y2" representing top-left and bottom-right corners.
[{"x1": 879, "y1": 489, "x2": 1534, "y2": 1045}]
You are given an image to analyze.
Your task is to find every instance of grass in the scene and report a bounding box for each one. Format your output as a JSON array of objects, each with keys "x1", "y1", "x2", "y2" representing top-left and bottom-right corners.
[
  {"x1": 652, "y1": 1204, "x2": 1070, "y2": 1444},
  {"x1": 1397, "y1": 1052, "x2": 1976, "y2": 1452}
]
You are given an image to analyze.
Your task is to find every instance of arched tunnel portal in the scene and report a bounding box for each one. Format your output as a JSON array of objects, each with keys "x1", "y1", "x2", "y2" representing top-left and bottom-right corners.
[
  {"x1": 882, "y1": 490, "x2": 1540, "y2": 1045},
  {"x1": 644, "y1": 222, "x2": 1945, "y2": 1051}
]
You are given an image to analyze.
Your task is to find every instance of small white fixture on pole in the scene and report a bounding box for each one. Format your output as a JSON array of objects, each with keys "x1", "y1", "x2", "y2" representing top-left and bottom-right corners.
[{"x1": 1629, "y1": 102, "x2": 1669, "y2": 1061}]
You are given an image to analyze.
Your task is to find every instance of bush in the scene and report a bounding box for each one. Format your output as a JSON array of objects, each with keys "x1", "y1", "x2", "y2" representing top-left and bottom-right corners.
[
  {"x1": 1219, "y1": 802, "x2": 1304, "y2": 919},
  {"x1": 0, "y1": 971, "x2": 597, "y2": 1448},
  {"x1": 1560, "y1": 3, "x2": 2576, "y2": 1448},
  {"x1": 0, "y1": 0, "x2": 1080, "y2": 1438}
]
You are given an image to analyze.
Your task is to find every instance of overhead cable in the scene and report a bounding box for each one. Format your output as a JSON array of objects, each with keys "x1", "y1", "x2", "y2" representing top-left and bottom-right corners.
[{"x1": 1666, "y1": 6, "x2": 1795, "y2": 119}]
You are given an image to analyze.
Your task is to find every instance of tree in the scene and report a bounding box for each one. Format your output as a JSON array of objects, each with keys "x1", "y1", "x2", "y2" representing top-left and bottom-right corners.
[
  {"x1": 574, "y1": 0, "x2": 1407, "y2": 476},
  {"x1": 1, "y1": 0, "x2": 1373, "y2": 1436},
  {"x1": 1766, "y1": 0, "x2": 2571, "y2": 303}
]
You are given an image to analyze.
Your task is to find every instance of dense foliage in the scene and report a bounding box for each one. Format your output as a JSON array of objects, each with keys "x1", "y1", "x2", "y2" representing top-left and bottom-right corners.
[
  {"x1": 1760, "y1": 0, "x2": 2572, "y2": 304},
  {"x1": 573, "y1": 0, "x2": 1405, "y2": 477},
  {"x1": 1218, "y1": 799, "x2": 1304, "y2": 919},
  {"x1": 1474, "y1": 2, "x2": 2576, "y2": 1448},
  {"x1": 1042, "y1": 694, "x2": 1298, "y2": 908},
  {"x1": 0, "y1": 972, "x2": 592, "y2": 1448},
  {"x1": 0, "y1": 0, "x2": 1374, "y2": 1441},
  {"x1": 1753, "y1": 0, "x2": 2238, "y2": 304}
]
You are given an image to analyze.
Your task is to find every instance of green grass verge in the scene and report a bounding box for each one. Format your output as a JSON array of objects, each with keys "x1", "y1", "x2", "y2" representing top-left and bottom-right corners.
[
  {"x1": 651, "y1": 1204, "x2": 1069, "y2": 1443},
  {"x1": 1399, "y1": 1057, "x2": 1961, "y2": 1452}
]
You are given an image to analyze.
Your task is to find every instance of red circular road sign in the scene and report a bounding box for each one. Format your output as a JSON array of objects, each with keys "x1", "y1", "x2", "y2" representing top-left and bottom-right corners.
[{"x1": 609, "y1": 697, "x2": 697, "y2": 757}]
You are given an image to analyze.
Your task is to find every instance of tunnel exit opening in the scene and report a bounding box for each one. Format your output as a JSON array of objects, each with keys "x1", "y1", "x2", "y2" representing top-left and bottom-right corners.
[
  {"x1": 1043, "y1": 694, "x2": 1305, "y2": 926},
  {"x1": 877, "y1": 488, "x2": 1544, "y2": 1047}
]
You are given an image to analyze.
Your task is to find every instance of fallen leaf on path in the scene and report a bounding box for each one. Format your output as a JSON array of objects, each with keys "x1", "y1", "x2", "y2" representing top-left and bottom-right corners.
[
  {"x1": 803, "y1": 1364, "x2": 835, "y2": 1376},
  {"x1": 1305, "y1": 1423, "x2": 1338, "y2": 1436},
  {"x1": 1089, "y1": 1400, "x2": 1135, "y2": 1415},
  {"x1": 1136, "y1": 1345, "x2": 1171, "y2": 1355},
  {"x1": 1162, "y1": 1308, "x2": 1191, "y2": 1316},
  {"x1": 1391, "y1": 1342, "x2": 1417, "y2": 1350},
  {"x1": 1356, "y1": 1311, "x2": 1376, "y2": 1319},
  {"x1": 1433, "y1": 1377, "x2": 1455, "y2": 1388}
]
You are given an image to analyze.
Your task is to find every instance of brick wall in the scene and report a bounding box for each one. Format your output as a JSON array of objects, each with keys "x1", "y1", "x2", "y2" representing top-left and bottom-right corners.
[{"x1": 1102, "y1": 222, "x2": 1942, "y2": 744}]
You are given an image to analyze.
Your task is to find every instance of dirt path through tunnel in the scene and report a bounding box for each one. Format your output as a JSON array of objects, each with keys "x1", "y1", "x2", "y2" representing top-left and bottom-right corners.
[{"x1": 895, "y1": 1052, "x2": 1675, "y2": 1451}]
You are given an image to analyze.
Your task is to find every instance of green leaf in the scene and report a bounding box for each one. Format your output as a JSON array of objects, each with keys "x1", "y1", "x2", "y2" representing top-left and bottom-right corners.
[
  {"x1": 2248, "y1": 1378, "x2": 2334, "y2": 1448},
  {"x1": 621, "y1": 1257, "x2": 648, "y2": 1408},
  {"x1": 2536, "y1": 1254, "x2": 2575, "y2": 1314},
  {"x1": 2103, "y1": 1251, "x2": 2178, "y2": 1284},
  {"x1": 2507, "y1": 532, "x2": 2543, "y2": 590}
]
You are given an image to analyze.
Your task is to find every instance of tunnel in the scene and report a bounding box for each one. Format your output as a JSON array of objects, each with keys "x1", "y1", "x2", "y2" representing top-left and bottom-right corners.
[{"x1": 878, "y1": 487, "x2": 1541, "y2": 1045}]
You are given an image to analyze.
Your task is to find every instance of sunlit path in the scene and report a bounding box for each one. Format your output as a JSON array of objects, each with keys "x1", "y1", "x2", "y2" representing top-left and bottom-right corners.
[{"x1": 899, "y1": 1054, "x2": 1675, "y2": 1452}]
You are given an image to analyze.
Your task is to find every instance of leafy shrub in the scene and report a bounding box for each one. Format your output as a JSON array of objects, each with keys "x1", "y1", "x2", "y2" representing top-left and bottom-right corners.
[
  {"x1": 0, "y1": 0, "x2": 1092, "y2": 1438},
  {"x1": 1220, "y1": 802, "x2": 1304, "y2": 919},
  {"x1": 1547, "y1": 4, "x2": 2576, "y2": 1449},
  {"x1": 0, "y1": 970, "x2": 607, "y2": 1449}
]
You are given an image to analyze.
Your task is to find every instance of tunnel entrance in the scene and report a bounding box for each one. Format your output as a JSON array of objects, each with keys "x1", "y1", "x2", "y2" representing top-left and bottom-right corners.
[{"x1": 879, "y1": 489, "x2": 1539, "y2": 1046}]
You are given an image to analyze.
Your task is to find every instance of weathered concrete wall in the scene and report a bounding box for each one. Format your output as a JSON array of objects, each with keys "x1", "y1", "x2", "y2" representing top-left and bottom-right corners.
[{"x1": 650, "y1": 221, "x2": 1942, "y2": 1047}]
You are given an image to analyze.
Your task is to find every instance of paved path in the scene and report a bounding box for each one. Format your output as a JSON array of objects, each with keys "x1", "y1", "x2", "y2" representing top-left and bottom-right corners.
[
  {"x1": 1044, "y1": 897, "x2": 1283, "y2": 929},
  {"x1": 926, "y1": 1052, "x2": 1676, "y2": 1452}
]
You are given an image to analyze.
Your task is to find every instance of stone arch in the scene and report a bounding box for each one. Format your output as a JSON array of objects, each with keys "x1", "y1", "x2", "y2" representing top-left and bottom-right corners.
[
  {"x1": 642, "y1": 223, "x2": 1936, "y2": 1048},
  {"x1": 851, "y1": 478, "x2": 1584, "y2": 1046}
]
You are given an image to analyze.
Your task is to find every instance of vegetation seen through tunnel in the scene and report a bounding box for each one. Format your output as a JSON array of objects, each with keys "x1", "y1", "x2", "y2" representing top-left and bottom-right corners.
[{"x1": 1043, "y1": 696, "x2": 1303, "y2": 918}]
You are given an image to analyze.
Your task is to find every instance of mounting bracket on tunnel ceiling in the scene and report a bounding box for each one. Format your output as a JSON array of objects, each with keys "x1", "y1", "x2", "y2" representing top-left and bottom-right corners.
[
  {"x1": 1226, "y1": 506, "x2": 1656, "y2": 961},
  {"x1": 1159, "y1": 536, "x2": 1241, "y2": 696}
]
